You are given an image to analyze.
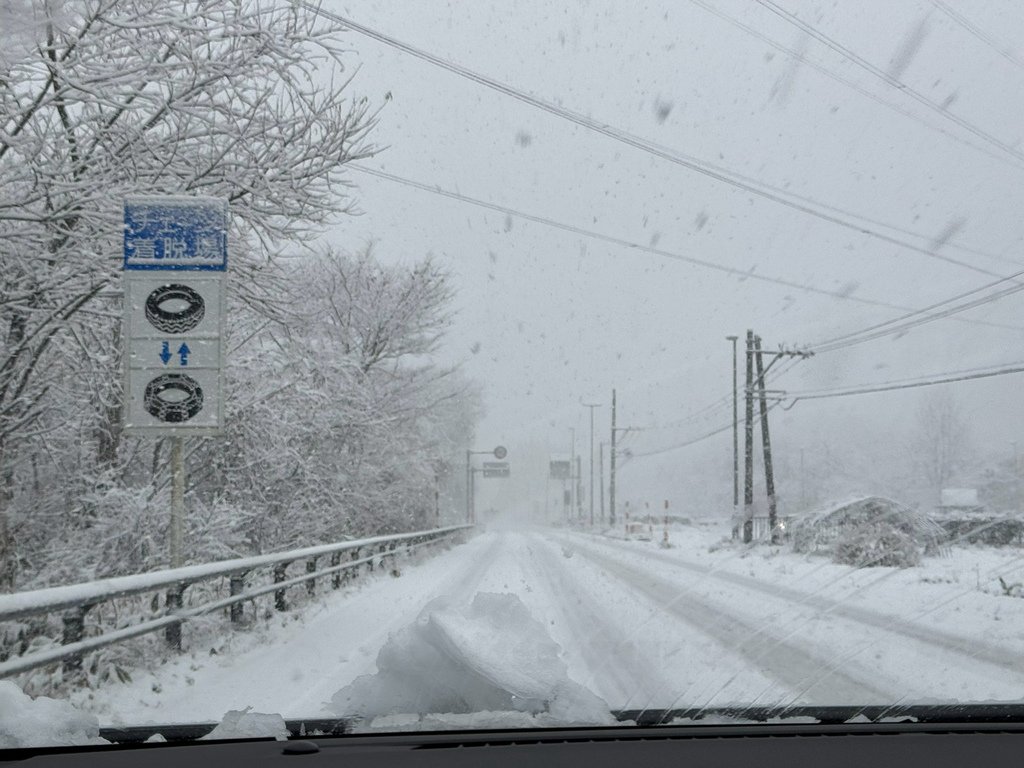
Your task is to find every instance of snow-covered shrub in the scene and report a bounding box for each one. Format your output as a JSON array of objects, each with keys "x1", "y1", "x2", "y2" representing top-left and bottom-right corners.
[
  {"x1": 790, "y1": 496, "x2": 944, "y2": 567},
  {"x1": 832, "y1": 522, "x2": 921, "y2": 568}
]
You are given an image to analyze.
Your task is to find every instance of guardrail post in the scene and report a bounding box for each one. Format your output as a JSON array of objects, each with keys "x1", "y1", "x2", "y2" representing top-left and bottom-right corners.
[
  {"x1": 229, "y1": 573, "x2": 246, "y2": 624},
  {"x1": 305, "y1": 558, "x2": 318, "y2": 596},
  {"x1": 61, "y1": 605, "x2": 91, "y2": 675},
  {"x1": 274, "y1": 562, "x2": 290, "y2": 611},
  {"x1": 330, "y1": 552, "x2": 342, "y2": 589},
  {"x1": 164, "y1": 583, "x2": 185, "y2": 650},
  {"x1": 345, "y1": 548, "x2": 360, "y2": 584}
]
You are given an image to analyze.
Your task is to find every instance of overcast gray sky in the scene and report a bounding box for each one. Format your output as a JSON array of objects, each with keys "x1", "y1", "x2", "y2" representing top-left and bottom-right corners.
[{"x1": 317, "y1": 0, "x2": 1024, "y2": 517}]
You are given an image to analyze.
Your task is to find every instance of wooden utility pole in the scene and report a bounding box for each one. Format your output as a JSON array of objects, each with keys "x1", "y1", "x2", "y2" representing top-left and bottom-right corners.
[
  {"x1": 743, "y1": 331, "x2": 755, "y2": 543},
  {"x1": 754, "y1": 335, "x2": 780, "y2": 544},
  {"x1": 465, "y1": 449, "x2": 472, "y2": 524},
  {"x1": 727, "y1": 335, "x2": 739, "y2": 538},
  {"x1": 610, "y1": 388, "x2": 617, "y2": 526}
]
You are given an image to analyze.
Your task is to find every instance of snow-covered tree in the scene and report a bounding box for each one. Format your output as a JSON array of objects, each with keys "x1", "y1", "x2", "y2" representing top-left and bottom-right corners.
[{"x1": 0, "y1": 0, "x2": 383, "y2": 587}]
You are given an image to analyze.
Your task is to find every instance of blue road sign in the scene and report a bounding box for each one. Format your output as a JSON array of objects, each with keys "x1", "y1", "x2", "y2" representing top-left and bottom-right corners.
[{"x1": 124, "y1": 196, "x2": 228, "y2": 271}]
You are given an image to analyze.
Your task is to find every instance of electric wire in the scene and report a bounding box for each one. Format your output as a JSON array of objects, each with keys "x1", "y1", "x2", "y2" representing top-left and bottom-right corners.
[
  {"x1": 690, "y1": 0, "x2": 1024, "y2": 180},
  {"x1": 930, "y1": 0, "x2": 1024, "y2": 72},
  {"x1": 756, "y1": 0, "x2": 1024, "y2": 167},
  {"x1": 807, "y1": 268, "x2": 1024, "y2": 354},
  {"x1": 349, "y1": 164, "x2": 1024, "y2": 335},
  {"x1": 784, "y1": 361, "x2": 1024, "y2": 403},
  {"x1": 308, "y1": 4, "x2": 1014, "y2": 280}
]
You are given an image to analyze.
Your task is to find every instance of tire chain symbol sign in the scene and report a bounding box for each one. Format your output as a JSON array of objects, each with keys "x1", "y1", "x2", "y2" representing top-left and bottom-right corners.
[
  {"x1": 145, "y1": 284, "x2": 205, "y2": 334},
  {"x1": 144, "y1": 372, "x2": 204, "y2": 422}
]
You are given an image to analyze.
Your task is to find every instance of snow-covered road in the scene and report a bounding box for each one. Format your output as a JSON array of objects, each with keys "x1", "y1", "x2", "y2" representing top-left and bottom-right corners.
[{"x1": 81, "y1": 526, "x2": 1024, "y2": 726}]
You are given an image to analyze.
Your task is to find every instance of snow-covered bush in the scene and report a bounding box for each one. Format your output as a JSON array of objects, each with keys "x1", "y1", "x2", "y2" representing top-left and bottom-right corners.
[
  {"x1": 832, "y1": 522, "x2": 921, "y2": 568},
  {"x1": 790, "y1": 496, "x2": 944, "y2": 567}
]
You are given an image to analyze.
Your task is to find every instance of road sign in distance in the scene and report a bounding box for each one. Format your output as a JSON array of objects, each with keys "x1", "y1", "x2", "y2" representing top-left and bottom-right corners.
[
  {"x1": 493, "y1": 445, "x2": 507, "y2": 460},
  {"x1": 549, "y1": 459, "x2": 571, "y2": 480},
  {"x1": 482, "y1": 461, "x2": 510, "y2": 478}
]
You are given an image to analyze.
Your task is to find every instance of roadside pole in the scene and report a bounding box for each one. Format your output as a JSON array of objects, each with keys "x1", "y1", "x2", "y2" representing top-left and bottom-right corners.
[
  {"x1": 743, "y1": 330, "x2": 754, "y2": 543},
  {"x1": 610, "y1": 388, "x2": 617, "y2": 527},
  {"x1": 754, "y1": 335, "x2": 780, "y2": 544},
  {"x1": 727, "y1": 335, "x2": 739, "y2": 538},
  {"x1": 170, "y1": 437, "x2": 185, "y2": 568},
  {"x1": 466, "y1": 449, "x2": 472, "y2": 524}
]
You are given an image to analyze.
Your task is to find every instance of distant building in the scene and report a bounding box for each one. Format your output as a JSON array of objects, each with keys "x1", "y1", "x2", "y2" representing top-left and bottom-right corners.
[{"x1": 936, "y1": 488, "x2": 984, "y2": 518}]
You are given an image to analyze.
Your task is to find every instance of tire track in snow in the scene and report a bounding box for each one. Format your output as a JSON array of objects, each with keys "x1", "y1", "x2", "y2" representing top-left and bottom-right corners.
[
  {"x1": 522, "y1": 533, "x2": 667, "y2": 707},
  {"x1": 568, "y1": 540, "x2": 893, "y2": 704},
  {"x1": 287, "y1": 532, "x2": 504, "y2": 713},
  {"x1": 578, "y1": 533, "x2": 1024, "y2": 678}
]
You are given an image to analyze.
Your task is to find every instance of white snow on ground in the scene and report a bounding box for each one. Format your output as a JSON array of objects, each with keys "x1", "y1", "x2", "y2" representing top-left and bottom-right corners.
[
  {"x1": 332, "y1": 592, "x2": 614, "y2": 729},
  {"x1": 0, "y1": 681, "x2": 107, "y2": 748},
  {"x1": 44, "y1": 522, "x2": 1024, "y2": 731},
  {"x1": 73, "y1": 534, "x2": 503, "y2": 724}
]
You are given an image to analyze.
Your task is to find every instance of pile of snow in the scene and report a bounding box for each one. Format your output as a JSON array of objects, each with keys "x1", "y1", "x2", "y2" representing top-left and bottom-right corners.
[
  {"x1": 790, "y1": 496, "x2": 945, "y2": 566},
  {"x1": 0, "y1": 681, "x2": 108, "y2": 748},
  {"x1": 331, "y1": 592, "x2": 614, "y2": 729},
  {"x1": 201, "y1": 708, "x2": 289, "y2": 741}
]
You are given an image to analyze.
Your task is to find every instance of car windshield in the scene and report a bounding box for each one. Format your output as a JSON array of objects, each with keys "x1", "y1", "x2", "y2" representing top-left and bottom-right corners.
[{"x1": 3, "y1": 0, "x2": 1024, "y2": 750}]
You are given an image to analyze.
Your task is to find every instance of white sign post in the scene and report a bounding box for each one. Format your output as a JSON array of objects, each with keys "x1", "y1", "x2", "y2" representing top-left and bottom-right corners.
[{"x1": 121, "y1": 196, "x2": 228, "y2": 584}]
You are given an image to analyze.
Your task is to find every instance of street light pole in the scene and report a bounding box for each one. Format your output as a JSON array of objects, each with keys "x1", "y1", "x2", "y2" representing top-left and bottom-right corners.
[
  {"x1": 727, "y1": 335, "x2": 739, "y2": 537},
  {"x1": 582, "y1": 401, "x2": 601, "y2": 527}
]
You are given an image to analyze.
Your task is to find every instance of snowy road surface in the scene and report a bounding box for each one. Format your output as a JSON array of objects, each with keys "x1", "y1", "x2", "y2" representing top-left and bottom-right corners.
[{"x1": 82, "y1": 526, "x2": 1024, "y2": 726}]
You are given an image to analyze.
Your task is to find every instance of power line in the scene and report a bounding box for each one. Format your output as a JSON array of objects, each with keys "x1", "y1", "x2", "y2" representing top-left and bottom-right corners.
[
  {"x1": 755, "y1": 0, "x2": 1024, "y2": 167},
  {"x1": 808, "y1": 268, "x2": 1024, "y2": 354},
  {"x1": 689, "y1": 0, "x2": 1024, "y2": 179},
  {"x1": 349, "y1": 164, "x2": 1024, "y2": 335},
  {"x1": 309, "y1": 4, "x2": 1013, "y2": 280},
  {"x1": 784, "y1": 361, "x2": 1024, "y2": 403},
  {"x1": 930, "y1": 1, "x2": 1024, "y2": 72}
]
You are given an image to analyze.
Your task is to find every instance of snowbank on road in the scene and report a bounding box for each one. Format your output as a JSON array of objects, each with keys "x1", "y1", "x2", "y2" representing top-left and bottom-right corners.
[
  {"x1": 331, "y1": 592, "x2": 614, "y2": 728},
  {"x1": 200, "y1": 708, "x2": 288, "y2": 740},
  {"x1": 0, "y1": 681, "x2": 108, "y2": 748}
]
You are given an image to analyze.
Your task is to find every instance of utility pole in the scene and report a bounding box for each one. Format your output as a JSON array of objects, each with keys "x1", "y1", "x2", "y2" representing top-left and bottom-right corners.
[
  {"x1": 610, "y1": 388, "x2": 617, "y2": 527},
  {"x1": 754, "y1": 335, "x2": 780, "y2": 545},
  {"x1": 576, "y1": 455, "x2": 583, "y2": 520},
  {"x1": 582, "y1": 401, "x2": 600, "y2": 526},
  {"x1": 727, "y1": 335, "x2": 739, "y2": 538},
  {"x1": 599, "y1": 442, "x2": 606, "y2": 525},
  {"x1": 569, "y1": 428, "x2": 576, "y2": 521},
  {"x1": 743, "y1": 331, "x2": 755, "y2": 543},
  {"x1": 465, "y1": 449, "x2": 472, "y2": 524},
  {"x1": 1013, "y1": 441, "x2": 1020, "y2": 513}
]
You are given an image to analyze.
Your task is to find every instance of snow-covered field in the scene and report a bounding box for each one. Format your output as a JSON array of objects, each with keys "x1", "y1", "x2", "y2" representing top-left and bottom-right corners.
[{"x1": 67, "y1": 522, "x2": 1024, "y2": 729}]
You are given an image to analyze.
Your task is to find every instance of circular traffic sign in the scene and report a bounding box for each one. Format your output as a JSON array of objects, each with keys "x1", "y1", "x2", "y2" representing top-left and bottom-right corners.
[
  {"x1": 144, "y1": 373, "x2": 204, "y2": 422},
  {"x1": 493, "y1": 445, "x2": 507, "y2": 459},
  {"x1": 145, "y1": 284, "x2": 205, "y2": 334}
]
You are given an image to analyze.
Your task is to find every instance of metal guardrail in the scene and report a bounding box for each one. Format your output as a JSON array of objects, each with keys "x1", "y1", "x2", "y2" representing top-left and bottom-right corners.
[{"x1": 0, "y1": 524, "x2": 472, "y2": 678}]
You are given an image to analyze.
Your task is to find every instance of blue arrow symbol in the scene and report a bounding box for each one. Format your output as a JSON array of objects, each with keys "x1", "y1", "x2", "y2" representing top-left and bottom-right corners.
[
  {"x1": 159, "y1": 341, "x2": 171, "y2": 365},
  {"x1": 177, "y1": 343, "x2": 191, "y2": 366}
]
